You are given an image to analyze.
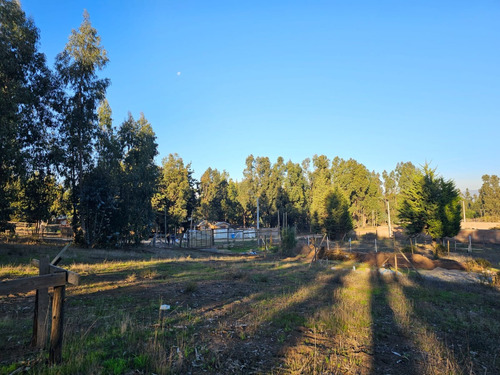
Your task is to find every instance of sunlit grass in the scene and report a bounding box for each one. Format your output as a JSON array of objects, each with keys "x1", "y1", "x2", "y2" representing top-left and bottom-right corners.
[
  {"x1": 2, "y1": 244, "x2": 500, "y2": 374},
  {"x1": 386, "y1": 277, "x2": 462, "y2": 374}
]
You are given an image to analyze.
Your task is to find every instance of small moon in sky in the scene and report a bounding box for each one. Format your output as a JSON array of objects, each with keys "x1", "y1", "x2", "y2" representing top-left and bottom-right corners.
[{"x1": 177, "y1": 72, "x2": 181, "y2": 76}]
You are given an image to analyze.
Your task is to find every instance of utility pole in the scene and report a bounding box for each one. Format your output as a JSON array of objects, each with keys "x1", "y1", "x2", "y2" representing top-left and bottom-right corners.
[
  {"x1": 386, "y1": 200, "x2": 392, "y2": 238},
  {"x1": 256, "y1": 197, "x2": 260, "y2": 230}
]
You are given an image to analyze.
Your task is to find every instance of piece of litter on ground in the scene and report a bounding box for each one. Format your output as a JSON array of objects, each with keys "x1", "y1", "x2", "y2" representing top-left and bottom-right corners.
[
  {"x1": 379, "y1": 268, "x2": 403, "y2": 277},
  {"x1": 392, "y1": 351, "x2": 402, "y2": 357},
  {"x1": 160, "y1": 304, "x2": 170, "y2": 310}
]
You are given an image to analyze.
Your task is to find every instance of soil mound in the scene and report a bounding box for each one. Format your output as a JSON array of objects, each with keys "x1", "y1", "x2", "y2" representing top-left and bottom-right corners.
[
  {"x1": 353, "y1": 252, "x2": 465, "y2": 271},
  {"x1": 434, "y1": 258, "x2": 466, "y2": 270}
]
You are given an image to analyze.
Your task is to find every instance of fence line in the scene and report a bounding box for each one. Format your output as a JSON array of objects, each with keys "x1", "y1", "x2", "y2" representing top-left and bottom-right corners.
[
  {"x1": 0, "y1": 244, "x2": 79, "y2": 364},
  {"x1": 180, "y1": 227, "x2": 281, "y2": 248},
  {"x1": 4, "y1": 222, "x2": 72, "y2": 240}
]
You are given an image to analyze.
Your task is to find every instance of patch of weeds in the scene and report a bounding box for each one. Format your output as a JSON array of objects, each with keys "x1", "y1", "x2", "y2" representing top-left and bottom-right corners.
[
  {"x1": 103, "y1": 358, "x2": 128, "y2": 375},
  {"x1": 252, "y1": 273, "x2": 269, "y2": 283},
  {"x1": 0, "y1": 363, "x2": 19, "y2": 374},
  {"x1": 277, "y1": 332, "x2": 286, "y2": 343},
  {"x1": 274, "y1": 312, "x2": 306, "y2": 332},
  {"x1": 125, "y1": 273, "x2": 137, "y2": 283},
  {"x1": 475, "y1": 258, "x2": 492, "y2": 269},
  {"x1": 133, "y1": 354, "x2": 149, "y2": 369},
  {"x1": 433, "y1": 244, "x2": 447, "y2": 258},
  {"x1": 140, "y1": 268, "x2": 159, "y2": 280},
  {"x1": 183, "y1": 281, "x2": 198, "y2": 293}
]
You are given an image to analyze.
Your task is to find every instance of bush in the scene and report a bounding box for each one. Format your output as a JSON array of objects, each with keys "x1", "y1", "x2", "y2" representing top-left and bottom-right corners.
[
  {"x1": 280, "y1": 227, "x2": 297, "y2": 256},
  {"x1": 475, "y1": 258, "x2": 492, "y2": 269},
  {"x1": 434, "y1": 244, "x2": 447, "y2": 258}
]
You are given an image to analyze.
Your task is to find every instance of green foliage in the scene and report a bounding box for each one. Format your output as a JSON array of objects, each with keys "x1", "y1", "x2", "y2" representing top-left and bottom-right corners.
[
  {"x1": 56, "y1": 10, "x2": 110, "y2": 241},
  {"x1": 479, "y1": 175, "x2": 500, "y2": 219},
  {"x1": 399, "y1": 165, "x2": 461, "y2": 242},
  {"x1": 332, "y1": 157, "x2": 383, "y2": 228},
  {"x1": 280, "y1": 226, "x2": 297, "y2": 255},
  {"x1": 0, "y1": 0, "x2": 59, "y2": 228},
  {"x1": 11, "y1": 173, "x2": 58, "y2": 227},
  {"x1": 198, "y1": 168, "x2": 229, "y2": 221},
  {"x1": 323, "y1": 188, "x2": 353, "y2": 240},
  {"x1": 117, "y1": 113, "x2": 159, "y2": 244},
  {"x1": 433, "y1": 244, "x2": 446, "y2": 258},
  {"x1": 153, "y1": 153, "x2": 196, "y2": 230}
]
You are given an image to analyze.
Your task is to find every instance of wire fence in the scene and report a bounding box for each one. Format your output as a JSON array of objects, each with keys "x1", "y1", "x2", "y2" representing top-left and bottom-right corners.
[
  {"x1": 179, "y1": 227, "x2": 281, "y2": 249},
  {"x1": 4, "y1": 222, "x2": 72, "y2": 240}
]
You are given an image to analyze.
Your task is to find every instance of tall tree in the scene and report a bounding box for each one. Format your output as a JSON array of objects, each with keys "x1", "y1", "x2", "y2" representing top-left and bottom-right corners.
[
  {"x1": 462, "y1": 188, "x2": 479, "y2": 219},
  {"x1": 154, "y1": 153, "x2": 196, "y2": 232},
  {"x1": 479, "y1": 175, "x2": 500, "y2": 219},
  {"x1": 117, "y1": 113, "x2": 159, "y2": 244},
  {"x1": 283, "y1": 160, "x2": 308, "y2": 230},
  {"x1": 399, "y1": 165, "x2": 461, "y2": 246},
  {"x1": 332, "y1": 157, "x2": 382, "y2": 227},
  {"x1": 223, "y1": 179, "x2": 244, "y2": 226},
  {"x1": 309, "y1": 155, "x2": 332, "y2": 233},
  {"x1": 55, "y1": 10, "x2": 109, "y2": 241},
  {"x1": 77, "y1": 100, "x2": 120, "y2": 246},
  {"x1": 323, "y1": 187, "x2": 353, "y2": 240},
  {"x1": 198, "y1": 168, "x2": 229, "y2": 222},
  {"x1": 0, "y1": 0, "x2": 59, "y2": 229}
]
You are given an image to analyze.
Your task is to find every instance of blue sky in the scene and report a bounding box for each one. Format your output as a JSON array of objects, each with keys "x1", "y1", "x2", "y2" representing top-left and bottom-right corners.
[{"x1": 21, "y1": 0, "x2": 500, "y2": 191}]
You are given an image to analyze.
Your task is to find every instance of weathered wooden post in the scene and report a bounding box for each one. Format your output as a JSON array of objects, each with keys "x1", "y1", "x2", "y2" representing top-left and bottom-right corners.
[
  {"x1": 49, "y1": 284, "x2": 65, "y2": 364},
  {"x1": 32, "y1": 256, "x2": 50, "y2": 348}
]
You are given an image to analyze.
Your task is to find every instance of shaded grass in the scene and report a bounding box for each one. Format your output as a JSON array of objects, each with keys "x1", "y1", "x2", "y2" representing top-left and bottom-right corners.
[{"x1": 1, "y1": 244, "x2": 500, "y2": 374}]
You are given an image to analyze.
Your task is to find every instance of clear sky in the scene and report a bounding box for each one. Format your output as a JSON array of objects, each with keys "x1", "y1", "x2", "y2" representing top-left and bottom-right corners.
[{"x1": 20, "y1": 0, "x2": 500, "y2": 191}]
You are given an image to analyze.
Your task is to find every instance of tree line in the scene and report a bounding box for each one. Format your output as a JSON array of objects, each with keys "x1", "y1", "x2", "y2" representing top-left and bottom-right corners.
[{"x1": 2, "y1": 1, "x2": 498, "y2": 247}]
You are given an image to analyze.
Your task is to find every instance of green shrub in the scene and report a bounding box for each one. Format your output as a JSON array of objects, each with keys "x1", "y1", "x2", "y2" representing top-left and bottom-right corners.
[
  {"x1": 280, "y1": 227, "x2": 297, "y2": 256},
  {"x1": 475, "y1": 258, "x2": 492, "y2": 269},
  {"x1": 434, "y1": 244, "x2": 446, "y2": 258}
]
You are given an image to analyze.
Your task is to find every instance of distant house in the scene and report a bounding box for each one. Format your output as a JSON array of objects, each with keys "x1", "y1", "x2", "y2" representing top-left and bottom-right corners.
[{"x1": 196, "y1": 220, "x2": 231, "y2": 230}]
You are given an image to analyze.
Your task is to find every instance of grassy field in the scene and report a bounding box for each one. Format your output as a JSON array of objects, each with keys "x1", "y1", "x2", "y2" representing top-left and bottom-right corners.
[{"x1": 1, "y1": 242, "x2": 500, "y2": 374}]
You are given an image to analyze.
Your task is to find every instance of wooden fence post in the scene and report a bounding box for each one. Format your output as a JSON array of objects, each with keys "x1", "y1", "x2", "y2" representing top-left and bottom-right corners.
[
  {"x1": 32, "y1": 256, "x2": 50, "y2": 348},
  {"x1": 49, "y1": 285, "x2": 65, "y2": 364}
]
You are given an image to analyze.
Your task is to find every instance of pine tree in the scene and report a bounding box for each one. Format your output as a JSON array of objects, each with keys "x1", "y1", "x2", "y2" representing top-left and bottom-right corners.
[{"x1": 399, "y1": 165, "x2": 461, "y2": 246}]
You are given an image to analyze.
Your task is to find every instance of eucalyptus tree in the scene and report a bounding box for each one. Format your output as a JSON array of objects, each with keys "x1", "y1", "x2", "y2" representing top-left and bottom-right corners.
[
  {"x1": 479, "y1": 175, "x2": 500, "y2": 219},
  {"x1": 309, "y1": 155, "x2": 332, "y2": 232},
  {"x1": 77, "y1": 100, "x2": 122, "y2": 246},
  {"x1": 239, "y1": 155, "x2": 290, "y2": 227},
  {"x1": 237, "y1": 155, "x2": 257, "y2": 227},
  {"x1": 198, "y1": 168, "x2": 229, "y2": 222},
  {"x1": 332, "y1": 157, "x2": 383, "y2": 227},
  {"x1": 283, "y1": 160, "x2": 308, "y2": 230},
  {"x1": 117, "y1": 113, "x2": 159, "y2": 244},
  {"x1": 55, "y1": 10, "x2": 109, "y2": 240},
  {"x1": 153, "y1": 153, "x2": 196, "y2": 231},
  {"x1": 0, "y1": 0, "x2": 59, "y2": 229},
  {"x1": 223, "y1": 179, "x2": 244, "y2": 225}
]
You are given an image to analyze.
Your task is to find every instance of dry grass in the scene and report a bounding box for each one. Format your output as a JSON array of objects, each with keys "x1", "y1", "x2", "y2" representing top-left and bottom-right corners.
[{"x1": 1, "y1": 244, "x2": 500, "y2": 374}]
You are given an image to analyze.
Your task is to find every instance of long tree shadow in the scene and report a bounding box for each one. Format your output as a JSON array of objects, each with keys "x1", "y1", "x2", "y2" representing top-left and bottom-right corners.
[
  {"x1": 369, "y1": 269, "x2": 421, "y2": 374},
  {"x1": 399, "y1": 273, "x2": 500, "y2": 374},
  {"x1": 188, "y1": 265, "x2": 353, "y2": 374}
]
